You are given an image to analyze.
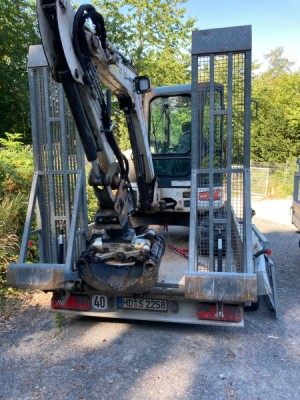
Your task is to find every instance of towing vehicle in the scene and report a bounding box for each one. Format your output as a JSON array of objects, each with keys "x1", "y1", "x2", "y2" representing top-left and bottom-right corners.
[{"x1": 8, "y1": 0, "x2": 277, "y2": 326}]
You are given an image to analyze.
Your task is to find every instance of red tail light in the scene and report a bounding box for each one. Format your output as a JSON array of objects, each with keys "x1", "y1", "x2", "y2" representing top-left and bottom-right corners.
[
  {"x1": 51, "y1": 294, "x2": 90, "y2": 311},
  {"x1": 197, "y1": 303, "x2": 243, "y2": 322},
  {"x1": 199, "y1": 189, "x2": 223, "y2": 201}
]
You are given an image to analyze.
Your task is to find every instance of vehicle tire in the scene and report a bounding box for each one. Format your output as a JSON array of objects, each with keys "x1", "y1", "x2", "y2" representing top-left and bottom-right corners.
[
  {"x1": 244, "y1": 297, "x2": 260, "y2": 311},
  {"x1": 135, "y1": 225, "x2": 148, "y2": 235}
]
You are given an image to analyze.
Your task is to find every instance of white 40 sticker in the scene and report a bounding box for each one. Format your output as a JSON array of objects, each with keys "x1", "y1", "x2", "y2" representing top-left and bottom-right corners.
[{"x1": 92, "y1": 295, "x2": 107, "y2": 310}]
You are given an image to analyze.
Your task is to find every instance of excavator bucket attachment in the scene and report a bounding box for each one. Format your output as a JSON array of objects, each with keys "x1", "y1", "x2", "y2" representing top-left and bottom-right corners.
[{"x1": 77, "y1": 234, "x2": 165, "y2": 293}]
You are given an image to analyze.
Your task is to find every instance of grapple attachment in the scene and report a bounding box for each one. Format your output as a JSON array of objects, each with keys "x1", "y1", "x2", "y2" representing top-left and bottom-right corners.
[{"x1": 77, "y1": 230, "x2": 165, "y2": 293}]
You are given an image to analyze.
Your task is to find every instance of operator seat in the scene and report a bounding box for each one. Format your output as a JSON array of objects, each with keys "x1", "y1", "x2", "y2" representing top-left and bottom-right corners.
[{"x1": 176, "y1": 121, "x2": 191, "y2": 153}]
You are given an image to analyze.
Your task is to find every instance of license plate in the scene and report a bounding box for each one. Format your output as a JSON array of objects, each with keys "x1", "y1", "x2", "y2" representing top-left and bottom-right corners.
[{"x1": 118, "y1": 297, "x2": 168, "y2": 312}]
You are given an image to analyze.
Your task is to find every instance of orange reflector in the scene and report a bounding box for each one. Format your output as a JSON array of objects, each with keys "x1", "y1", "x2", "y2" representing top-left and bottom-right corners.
[
  {"x1": 51, "y1": 294, "x2": 90, "y2": 311},
  {"x1": 199, "y1": 189, "x2": 223, "y2": 201},
  {"x1": 197, "y1": 303, "x2": 243, "y2": 323}
]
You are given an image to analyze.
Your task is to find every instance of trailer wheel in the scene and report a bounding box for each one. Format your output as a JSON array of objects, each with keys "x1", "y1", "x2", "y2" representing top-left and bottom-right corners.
[
  {"x1": 244, "y1": 297, "x2": 260, "y2": 311},
  {"x1": 135, "y1": 225, "x2": 148, "y2": 235}
]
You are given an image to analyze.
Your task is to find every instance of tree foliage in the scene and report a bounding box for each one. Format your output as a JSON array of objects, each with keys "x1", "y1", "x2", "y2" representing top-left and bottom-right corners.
[
  {"x1": 92, "y1": 0, "x2": 197, "y2": 149},
  {"x1": 1, "y1": 0, "x2": 298, "y2": 163},
  {"x1": 264, "y1": 46, "x2": 295, "y2": 78},
  {"x1": 0, "y1": 0, "x2": 39, "y2": 139},
  {"x1": 94, "y1": 0, "x2": 196, "y2": 84},
  {"x1": 0, "y1": 133, "x2": 33, "y2": 199},
  {"x1": 251, "y1": 48, "x2": 300, "y2": 162},
  {"x1": 0, "y1": 133, "x2": 33, "y2": 292}
]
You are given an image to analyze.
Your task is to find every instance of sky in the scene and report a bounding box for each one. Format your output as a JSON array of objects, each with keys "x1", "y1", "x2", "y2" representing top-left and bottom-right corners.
[
  {"x1": 78, "y1": 0, "x2": 299, "y2": 71},
  {"x1": 186, "y1": 0, "x2": 300, "y2": 71}
]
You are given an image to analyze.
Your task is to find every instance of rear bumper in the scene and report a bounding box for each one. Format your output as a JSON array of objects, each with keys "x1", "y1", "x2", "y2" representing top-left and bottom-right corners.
[
  {"x1": 7, "y1": 263, "x2": 65, "y2": 290},
  {"x1": 185, "y1": 271, "x2": 257, "y2": 302}
]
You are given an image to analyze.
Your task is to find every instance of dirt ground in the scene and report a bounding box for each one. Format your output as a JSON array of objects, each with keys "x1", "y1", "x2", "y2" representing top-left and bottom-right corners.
[{"x1": 0, "y1": 199, "x2": 299, "y2": 400}]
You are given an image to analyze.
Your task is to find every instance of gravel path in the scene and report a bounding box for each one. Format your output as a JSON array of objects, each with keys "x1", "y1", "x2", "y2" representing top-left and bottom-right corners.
[{"x1": 0, "y1": 199, "x2": 299, "y2": 400}]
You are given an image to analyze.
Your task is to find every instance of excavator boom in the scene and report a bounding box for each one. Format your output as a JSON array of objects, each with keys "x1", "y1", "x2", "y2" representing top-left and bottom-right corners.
[{"x1": 36, "y1": 0, "x2": 165, "y2": 292}]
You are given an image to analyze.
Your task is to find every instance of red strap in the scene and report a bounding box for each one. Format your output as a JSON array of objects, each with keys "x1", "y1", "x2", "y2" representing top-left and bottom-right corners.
[{"x1": 169, "y1": 244, "x2": 189, "y2": 259}]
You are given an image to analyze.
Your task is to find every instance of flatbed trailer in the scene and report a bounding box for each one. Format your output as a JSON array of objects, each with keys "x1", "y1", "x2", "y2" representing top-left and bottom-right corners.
[
  {"x1": 8, "y1": 220, "x2": 274, "y2": 327},
  {"x1": 7, "y1": 24, "x2": 277, "y2": 326},
  {"x1": 47, "y1": 224, "x2": 254, "y2": 328}
]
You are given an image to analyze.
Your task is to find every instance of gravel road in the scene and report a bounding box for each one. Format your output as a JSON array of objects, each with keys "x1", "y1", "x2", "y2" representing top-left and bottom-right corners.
[{"x1": 0, "y1": 199, "x2": 299, "y2": 400}]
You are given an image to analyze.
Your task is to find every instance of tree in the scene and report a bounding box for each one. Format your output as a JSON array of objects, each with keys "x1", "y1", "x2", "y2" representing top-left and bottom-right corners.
[
  {"x1": 94, "y1": 0, "x2": 196, "y2": 84},
  {"x1": 264, "y1": 47, "x2": 295, "y2": 78},
  {"x1": 251, "y1": 48, "x2": 300, "y2": 162},
  {"x1": 92, "y1": 0, "x2": 197, "y2": 149},
  {"x1": 0, "y1": 0, "x2": 39, "y2": 139}
]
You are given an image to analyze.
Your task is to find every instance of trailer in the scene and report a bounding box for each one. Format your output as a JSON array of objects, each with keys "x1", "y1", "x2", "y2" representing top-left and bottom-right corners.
[{"x1": 7, "y1": 19, "x2": 277, "y2": 326}]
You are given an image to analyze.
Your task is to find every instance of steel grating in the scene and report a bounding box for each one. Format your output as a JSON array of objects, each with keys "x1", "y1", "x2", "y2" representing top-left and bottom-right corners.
[
  {"x1": 22, "y1": 45, "x2": 88, "y2": 269},
  {"x1": 189, "y1": 26, "x2": 253, "y2": 275}
]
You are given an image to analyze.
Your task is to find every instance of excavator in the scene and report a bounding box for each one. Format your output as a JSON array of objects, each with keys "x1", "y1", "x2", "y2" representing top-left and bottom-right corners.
[
  {"x1": 8, "y1": 0, "x2": 277, "y2": 326},
  {"x1": 34, "y1": 0, "x2": 223, "y2": 293},
  {"x1": 37, "y1": 0, "x2": 171, "y2": 292}
]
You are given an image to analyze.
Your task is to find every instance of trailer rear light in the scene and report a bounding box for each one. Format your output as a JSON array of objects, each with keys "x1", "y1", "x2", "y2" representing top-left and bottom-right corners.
[
  {"x1": 197, "y1": 303, "x2": 243, "y2": 322},
  {"x1": 51, "y1": 294, "x2": 90, "y2": 311},
  {"x1": 183, "y1": 191, "x2": 190, "y2": 198},
  {"x1": 199, "y1": 189, "x2": 223, "y2": 201},
  {"x1": 253, "y1": 248, "x2": 272, "y2": 258}
]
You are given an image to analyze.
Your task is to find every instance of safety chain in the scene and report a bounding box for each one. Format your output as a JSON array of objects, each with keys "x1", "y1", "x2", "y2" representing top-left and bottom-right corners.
[{"x1": 163, "y1": 225, "x2": 189, "y2": 259}]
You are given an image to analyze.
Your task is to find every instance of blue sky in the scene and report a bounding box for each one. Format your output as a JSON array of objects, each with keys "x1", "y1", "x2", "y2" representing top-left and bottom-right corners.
[
  {"x1": 186, "y1": 0, "x2": 300, "y2": 70},
  {"x1": 78, "y1": 0, "x2": 299, "y2": 70}
]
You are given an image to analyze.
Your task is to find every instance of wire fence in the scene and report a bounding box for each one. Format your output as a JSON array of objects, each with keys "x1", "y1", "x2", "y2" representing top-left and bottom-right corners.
[{"x1": 251, "y1": 161, "x2": 296, "y2": 198}]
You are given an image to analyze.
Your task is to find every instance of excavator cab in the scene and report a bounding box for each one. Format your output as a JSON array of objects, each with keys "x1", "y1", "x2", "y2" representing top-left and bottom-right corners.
[
  {"x1": 142, "y1": 83, "x2": 224, "y2": 220},
  {"x1": 148, "y1": 83, "x2": 224, "y2": 175}
]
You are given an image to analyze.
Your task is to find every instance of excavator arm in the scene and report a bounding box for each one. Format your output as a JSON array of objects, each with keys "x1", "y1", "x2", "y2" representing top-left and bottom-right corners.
[
  {"x1": 36, "y1": 0, "x2": 165, "y2": 292},
  {"x1": 38, "y1": 1, "x2": 159, "y2": 220}
]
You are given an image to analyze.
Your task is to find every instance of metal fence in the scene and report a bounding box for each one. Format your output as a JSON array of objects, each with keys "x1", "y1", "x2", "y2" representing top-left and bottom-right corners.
[{"x1": 251, "y1": 161, "x2": 295, "y2": 198}]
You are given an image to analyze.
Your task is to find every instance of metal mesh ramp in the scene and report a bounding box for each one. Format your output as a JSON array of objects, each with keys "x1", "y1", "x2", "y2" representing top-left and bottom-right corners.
[
  {"x1": 188, "y1": 26, "x2": 253, "y2": 275},
  {"x1": 8, "y1": 45, "x2": 88, "y2": 289}
]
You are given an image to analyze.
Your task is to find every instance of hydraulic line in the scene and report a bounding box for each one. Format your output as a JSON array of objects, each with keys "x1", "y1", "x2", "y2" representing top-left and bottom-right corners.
[{"x1": 72, "y1": 4, "x2": 128, "y2": 181}]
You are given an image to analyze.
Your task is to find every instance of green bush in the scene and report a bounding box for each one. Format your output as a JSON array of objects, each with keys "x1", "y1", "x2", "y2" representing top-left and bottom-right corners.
[
  {"x1": 0, "y1": 192, "x2": 29, "y2": 236},
  {"x1": 0, "y1": 133, "x2": 33, "y2": 295},
  {"x1": 0, "y1": 133, "x2": 33, "y2": 198},
  {"x1": 267, "y1": 174, "x2": 293, "y2": 199},
  {"x1": 0, "y1": 233, "x2": 19, "y2": 294}
]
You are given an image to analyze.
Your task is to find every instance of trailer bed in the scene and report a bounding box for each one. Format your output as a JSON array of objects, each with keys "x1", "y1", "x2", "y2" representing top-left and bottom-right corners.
[{"x1": 155, "y1": 225, "x2": 189, "y2": 284}]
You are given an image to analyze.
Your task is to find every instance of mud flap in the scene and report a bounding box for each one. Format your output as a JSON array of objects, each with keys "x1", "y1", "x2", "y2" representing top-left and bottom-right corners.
[
  {"x1": 252, "y1": 225, "x2": 278, "y2": 317},
  {"x1": 264, "y1": 255, "x2": 278, "y2": 317}
]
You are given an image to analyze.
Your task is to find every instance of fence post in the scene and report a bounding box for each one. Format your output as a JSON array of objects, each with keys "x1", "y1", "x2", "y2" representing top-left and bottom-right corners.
[{"x1": 265, "y1": 168, "x2": 269, "y2": 197}]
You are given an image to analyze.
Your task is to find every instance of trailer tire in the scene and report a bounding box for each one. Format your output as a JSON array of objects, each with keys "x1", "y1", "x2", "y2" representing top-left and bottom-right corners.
[
  {"x1": 244, "y1": 297, "x2": 260, "y2": 311},
  {"x1": 135, "y1": 225, "x2": 148, "y2": 235}
]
